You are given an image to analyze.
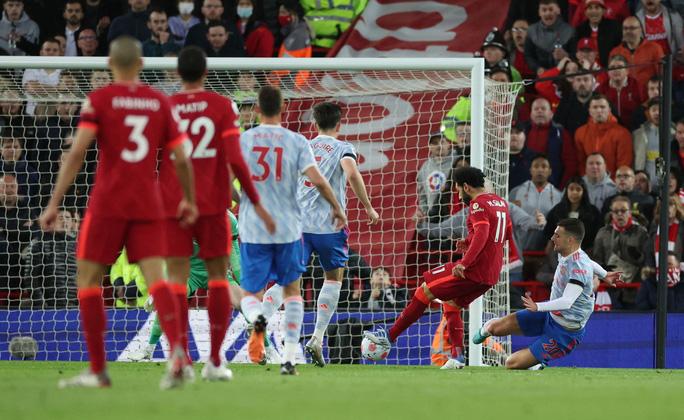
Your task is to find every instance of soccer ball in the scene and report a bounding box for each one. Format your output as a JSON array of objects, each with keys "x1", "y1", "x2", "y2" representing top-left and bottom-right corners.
[{"x1": 361, "y1": 337, "x2": 390, "y2": 361}]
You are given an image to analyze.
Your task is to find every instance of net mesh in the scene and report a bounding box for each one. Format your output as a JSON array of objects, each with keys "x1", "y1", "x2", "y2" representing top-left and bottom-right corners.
[{"x1": 0, "y1": 61, "x2": 520, "y2": 366}]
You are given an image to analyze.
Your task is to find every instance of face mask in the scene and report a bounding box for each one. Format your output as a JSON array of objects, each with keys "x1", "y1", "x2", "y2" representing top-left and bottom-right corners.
[
  {"x1": 237, "y1": 6, "x2": 253, "y2": 19},
  {"x1": 178, "y1": 2, "x2": 194, "y2": 15},
  {"x1": 278, "y1": 14, "x2": 293, "y2": 27}
]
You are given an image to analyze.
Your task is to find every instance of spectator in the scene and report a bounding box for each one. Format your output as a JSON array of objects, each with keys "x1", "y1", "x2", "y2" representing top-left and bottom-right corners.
[
  {"x1": 424, "y1": 156, "x2": 469, "y2": 227},
  {"x1": 0, "y1": 88, "x2": 36, "y2": 141},
  {"x1": 0, "y1": 0, "x2": 39, "y2": 56},
  {"x1": 88, "y1": 69, "x2": 111, "y2": 90},
  {"x1": 338, "y1": 249, "x2": 374, "y2": 310},
  {"x1": 168, "y1": 0, "x2": 200, "y2": 47},
  {"x1": 61, "y1": 0, "x2": 84, "y2": 57},
  {"x1": 644, "y1": 196, "x2": 684, "y2": 274},
  {"x1": 670, "y1": 167, "x2": 684, "y2": 204},
  {"x1": 593, "y1": 195, "x2": 649, "y2": 307},
  {"x1": 569, "y1": 0, "x2": 630, "y2": 26},
  {"x1": 610, "y1": 16, "x2": 665, "y2": 88},
  {"x1": 22, "y1": 208, "x2": 78, "y2": 309},
  {"x1": 21, "y1": 38, "x2": 62, "y2": 117},
  {"x1": 575, "y1": 94, "x2": 633, "y2": 175},
  {"x1": 598, "y1": 54, "x2": 643, "y2": 129},
  {"x1": 413, "y1": 131, "x2": 456, "y2": 224},
  {"x1": 77, "y1": 27, "x2": 101, "y2": 56},
  {"x1": 632, "y1": 75, "x2": 661, "y2": 128},
  {"x1": 637, "y1": 252, "x2": 684, "y2": 311},
  {"x1": 582, "y1": 152, "x2": 618, "y2": 210},
  {"x1": 601, "y1": 165, "x2": 656, "y2": 223},
  {"x1": 672, "y1": 118, "x2": 684, "y2": 172},
  {"x1": 535, "y1": 56, "x2": 580, "y2": 109},
  {"x1": 509, "y1": 122, "x2": 536, "y2": 190},
  {"x1": 82, "y1": 0, "x2": 121, "y2": 52},
  {"x1": 142, "y1": 8, "x2": 180, "y2": 57},
  {"x1": 0, "y1": 132, "x2": 39, "y2": 213},
  {"x1": 481, "y1": 28, "x2": 522, "y2": 83},
  {"x1": 302, "y1": 0, "x2": 363, "y2": 51},
  {"x1": 635, "y1": 169, "x2": 654, "y2": 196},
  {"x1": 362, "y1": 267, "x2": 407, "y2": 311},
  {"x1": 544, "y1": 176, "x2": 603, "y2": 249},
  {"x1": 636, "y1": 0, "x2": 684, "y2": 57},
  {"x1": 509, "y1": 19, "x2": 535, "y2": 80},
  {"x1": 152, "y1": 52, "x2": 182, "y2": 94},
  {"x1": 185, "y1": 0, "x2": 244, "y2": 55},
  {"x1": 510, "y1": 154, "x2": 562, "y2": 250},
  {"x1": 58, "y1": 139, "x2": 93, "y2": 213},
  {"x1": 269, "y1": 0, "x2": 313, "y2": 88},
  {"x1": 525, "y1": 97, "x2": 578, "y2": 187},
  {"x1": 575, "y1": 0, "x2": 623, "y2": 66},
  {"x1": 107, "y1": 0, "x2": 151, "y2": 43},
  {"x1": 0, "y1": 174, "x2": 32, "y2": 294},
  {"x1": 205, "y1": 20, "x2": 245, "y2": 57},
  {"x1": 634, "y1": 97, "x2": 674, "y2": 187},
  {"x1": 524, "y1": 0, "x2": 575, "y2": 75},
  {"x1": 553, "y1": 63, "x2": 596, "y2": 135}
]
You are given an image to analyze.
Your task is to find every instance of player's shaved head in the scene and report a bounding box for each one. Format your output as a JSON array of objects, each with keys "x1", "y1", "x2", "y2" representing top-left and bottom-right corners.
[
  {"x1": 258, "y1": 85, "x2": 282, "y2": 117},
  {"x1": 177, "y1": 46, "x2": 206, "y2": 82},
  {"x1": 108, "y1": 36, "x2": 143, "y2": 70}
]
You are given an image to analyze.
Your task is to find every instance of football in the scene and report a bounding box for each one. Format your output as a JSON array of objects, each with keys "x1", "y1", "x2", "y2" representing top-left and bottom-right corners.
[{"x1": 361, "y1": 336, "x2": 390, "y2": 361}]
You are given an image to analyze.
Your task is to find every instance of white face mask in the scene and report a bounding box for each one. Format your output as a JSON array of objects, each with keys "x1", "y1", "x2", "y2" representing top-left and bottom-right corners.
[
  {"x1": 178, "y1": 2, "x2": 194, "y2": 15},
  {"x1": 237, "y1": 6, "x2": 253, "y2": 19}
]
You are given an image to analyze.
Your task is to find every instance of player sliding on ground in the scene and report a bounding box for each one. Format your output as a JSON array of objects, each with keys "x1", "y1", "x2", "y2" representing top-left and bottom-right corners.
[
  {"x1": 239, "y1": 86, "x2": 346, "y2": 375},
  {"x1": 365, "y1": 166, "x2": 510, "y2": 369},
  {"x1": 472, "y1": 218, "x2": 621, "y2": 369},
  {"x1": 159, "y1": 46, "x2": 274, "y2": 382},
  {"x1": 39, "y1": 36, "x2": 198, "y2": 389},
  {"x1": 258, "y1": 102, "x2": 380, "y2": 367}
]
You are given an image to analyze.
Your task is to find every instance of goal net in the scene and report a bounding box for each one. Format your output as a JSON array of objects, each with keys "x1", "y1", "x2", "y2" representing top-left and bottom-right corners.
[{"x1": 0, "y1": 57, "x2": 520, "y2": 367}]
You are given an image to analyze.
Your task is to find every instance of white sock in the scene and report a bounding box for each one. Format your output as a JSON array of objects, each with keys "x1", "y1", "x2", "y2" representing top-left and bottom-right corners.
[
  {"x1": 482, "y1": 318, "x2": 496, "y2": 336},
  {"x1": 313, "y1": 280, "x2": 342, "y2": 342},
  {"x1": 283, "y1": 295, "x2": 304, "y2": 364},
  {"x1": 262, "y1": 284, "x2": 284, "y2": 322},
  {"x1": 240, "y1": 295, "x2": 262, "y2": 324}
]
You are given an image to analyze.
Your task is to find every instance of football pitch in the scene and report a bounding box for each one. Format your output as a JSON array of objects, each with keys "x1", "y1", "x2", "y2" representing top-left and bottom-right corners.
[{"x1": 2, "y1": 362, "x2": 683, "y2": 420}]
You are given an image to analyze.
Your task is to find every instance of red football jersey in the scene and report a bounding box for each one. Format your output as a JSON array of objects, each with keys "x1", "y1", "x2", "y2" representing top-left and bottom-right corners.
[
  {"x1": 78, "y1": 82, "x2": 186, "y2": 220},
  {"x1": 458, "y1": 192, "x2": 512, "y2": 286},
  {"x1": 160, "y1": 90, "x2": 259, "y2": 217}
]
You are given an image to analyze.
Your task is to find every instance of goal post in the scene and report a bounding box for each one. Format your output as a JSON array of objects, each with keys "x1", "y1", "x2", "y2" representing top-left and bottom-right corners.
[{"x1": 0, "y1": 57, "x2": 519, "y2": 366}]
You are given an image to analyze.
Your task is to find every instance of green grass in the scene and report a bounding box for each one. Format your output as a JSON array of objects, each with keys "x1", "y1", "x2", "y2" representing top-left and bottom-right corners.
[{"x1": 1, "y1": 362, "x2": 683, "y2": 420}]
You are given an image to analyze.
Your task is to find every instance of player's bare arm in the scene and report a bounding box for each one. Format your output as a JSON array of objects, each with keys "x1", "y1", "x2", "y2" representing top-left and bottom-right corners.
[
  {"x1": 170, "y1": 141, "x2": 198, "y2": 227},
  {"x1": 304, "y1": 165, "x2": 347, "y2": 229},
  {"x1": 39, "y1": 126, "x2": 96, "y2": 231},
  {"x1": 589, "y1": 260, "x2": 623, "y2": 286},
  {"x1": 341, "y1": 157, "x2": 379, "y2": 225}
]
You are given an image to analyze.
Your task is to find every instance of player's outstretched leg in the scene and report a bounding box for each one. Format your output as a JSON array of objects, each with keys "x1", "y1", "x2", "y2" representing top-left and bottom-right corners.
[
  {"x1": 59, "y1": 261, "x2": 111, "y2": 389},
  {"x1": 440, "y1": 303, "x2": 465, "y2": 369},
  {"x1": 387, "y1": 283, "x2": 432, "y2": 342},
  {"x1": 281, "y1": 283, "x2": 304, "y2": 375}
]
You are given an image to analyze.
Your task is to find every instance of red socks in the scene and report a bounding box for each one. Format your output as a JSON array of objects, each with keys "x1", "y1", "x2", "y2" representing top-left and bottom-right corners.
[
  {"x1": 389, "y1": 287, "x2": 430, "y2": 342},
  {"x1": 171, "y1": 283, "x2": 190, "y2": 364},
  {"x1": 149, "y1": 281, "x2": 181, "y2": 350},
  {"x1": 78, "y1": 287, "x2": 106, "y2": 374},
  {"x1": 443, "y1": 304, "x2": 464, "y2": 358},
  {"x1": 207, "y1": 280, "x2": 232, "y2": 366}
]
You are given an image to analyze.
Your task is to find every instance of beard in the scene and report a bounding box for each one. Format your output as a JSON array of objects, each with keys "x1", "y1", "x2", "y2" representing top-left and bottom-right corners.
[{"x1": 462, "y1": 193, "x2": 472, "y2": 205}]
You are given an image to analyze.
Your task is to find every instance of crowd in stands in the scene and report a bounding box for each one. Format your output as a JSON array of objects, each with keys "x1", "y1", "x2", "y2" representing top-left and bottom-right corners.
[
  {"x1": 2, "y1": 0, "x2": 684, "y2": 313},
  {"x1": 414, "y1": 0, "x2": 684, "y2": 312}
]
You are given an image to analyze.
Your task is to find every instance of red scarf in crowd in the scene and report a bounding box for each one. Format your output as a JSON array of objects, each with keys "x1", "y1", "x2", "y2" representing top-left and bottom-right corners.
[
  {"x1": 655, "y1": 220, "x2": 680, "y2": 267},
  {"x1": 611, "y1": 216, "x2": 634, "y2": 233}
]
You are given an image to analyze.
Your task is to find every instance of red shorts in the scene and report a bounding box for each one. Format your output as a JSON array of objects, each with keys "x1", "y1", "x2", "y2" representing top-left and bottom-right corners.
[
  {"x1": 165, "y1": 213, "x2": 231, "y2": 259},
  {"x1": 76, "y1": 214, "x2": 167, "y2": 264},
  {"x1": 423, "y1": 262, "x2": 493, "y2": 308}
]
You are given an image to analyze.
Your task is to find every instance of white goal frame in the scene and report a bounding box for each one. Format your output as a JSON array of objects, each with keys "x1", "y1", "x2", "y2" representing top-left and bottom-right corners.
[{"x1": 0, "y1": 56, "x2": 492, "y2": 366}]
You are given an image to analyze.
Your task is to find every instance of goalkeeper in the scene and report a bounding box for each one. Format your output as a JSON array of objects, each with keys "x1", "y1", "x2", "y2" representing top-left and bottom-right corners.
[{"x1": 131, "y1": 211, "x2": 243, "y2": 362}]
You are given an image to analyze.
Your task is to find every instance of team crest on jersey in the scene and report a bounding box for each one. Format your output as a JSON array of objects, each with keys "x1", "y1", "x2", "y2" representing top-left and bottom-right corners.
[
  {"x1": 472, "y1": 203, "x2": 479, "y2": 210},
  {"x1": 427, "y1": 171, "x2": 447, "y2": 192}
]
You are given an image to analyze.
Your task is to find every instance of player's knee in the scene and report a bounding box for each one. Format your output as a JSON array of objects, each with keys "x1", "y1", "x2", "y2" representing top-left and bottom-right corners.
[{"x1": 505, "y1": 356, "x2": 524, "y2": 370}]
